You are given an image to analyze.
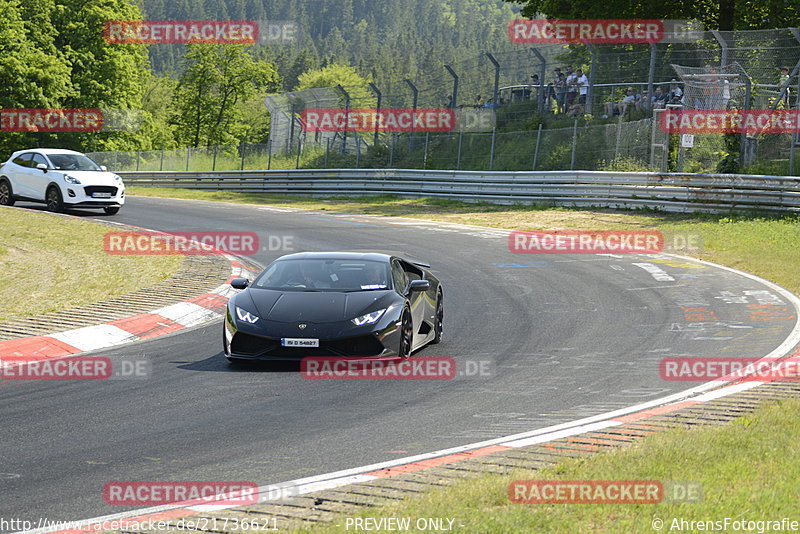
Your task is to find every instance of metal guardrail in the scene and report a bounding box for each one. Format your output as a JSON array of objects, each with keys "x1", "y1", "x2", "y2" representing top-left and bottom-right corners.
[{"x1": 120, "y1": 169, "x2": 800, "y2": 213}]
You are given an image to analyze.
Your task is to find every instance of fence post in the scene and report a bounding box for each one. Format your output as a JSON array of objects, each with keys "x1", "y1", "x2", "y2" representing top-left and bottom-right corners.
[
  {"x1": 405, "y1": 79, "x2": 418, "y2": 151},
  {"x1": 647, "y1": 44, "x2": 657, "y2": 112},
  {"x1": 711, "y1": 30, "x2": 729, "y2": 68},
  {"x1": 530, "y1": 48, "x2": 547, "y2": 112},
  {"x1": 368, "y1": 82, "x2": 382, "y2": 148},
  {"x1": 389, "y1": 134, "x2": 395, "y2": 168},
  {"x1": 240, "y1": 143, "x2": 246, "y2": 170},
  {"x1": 136, "y1": 150, "x2": 140, "y2": 171},
  {"x1": 614, "y1": 117, "x2": 623, "y2": 160},
  {"x1": 489, "y1": 127, "x2": 497, "y2": 170},
  {"x1": 533, "y1": 123, "x2": 542, "y2": 170},
  {"x1": 486, "y1": 53, "x2": 500, "y2": 109},
  {"x1": 586, "y1": 44, "x2": 597, "y2": 115},
  {"x1": 444, "y1": 65, "x2": 459, "y2": 109},
  {"x1": 423, "y1": 132, "x2": 430, "y2": 169},
  {"x1": 325, "y1": 138, "x2": 330, "y2": 168},
  {"x1": 160, "y1": 146, "x2": 165, "y2": 171},
  {"x1": 296, "y1": 137, "x2": 302, "y2": 169},
  {"x1": 335, "y1": 84, "x2": 351, "y2": 155},
  {"x1": 185, "y1": 147, "x2": 190, "y2": 171},
  {"x1": 267, "y1": 137, "x2": 272, "y2": 170},
  {"x1": 739, "y1": 74, "x2": 752, "y2": 168},
  {"x1": 456, "y1": 130, "x2": 463, "y2": 170},
  {"x1": 212, "y1": 145, "x2": 218, "y2": 171},
  {"x1": 113, "y1": 151, "x2": 118, "y2": 172},
  {"x1": 356, "y1": 137, "x2": 361, "y2": 168},
  {"x1": 570, "y1": 119, "x2": 578, "y2": 170}
]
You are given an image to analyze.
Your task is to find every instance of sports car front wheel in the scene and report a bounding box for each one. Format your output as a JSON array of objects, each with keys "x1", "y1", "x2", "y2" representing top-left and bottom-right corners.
[
  {"x1": 431, "y1": 291, "x2": 443, "y2": 344},
  {"x1": 398, "y1": 309, "x2": 413, "y2": 359}
]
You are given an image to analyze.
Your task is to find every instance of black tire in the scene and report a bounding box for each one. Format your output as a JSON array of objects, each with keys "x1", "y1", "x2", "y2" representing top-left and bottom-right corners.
[
  {"x1": 431, "y1": 290, "x2": 443, "y2": 344},
  {"x1": 104, "y1": 207, "x2": 120, "y2": 215},
  {"x1": 0, "y1": 179, "x2": 14, "y2": 206},
  {"x1": 46, "y1": 186, "x2": 64, "y2": 213},
  {"x1": 398, "y1": 309, "x2": 413, "y2": 359}
]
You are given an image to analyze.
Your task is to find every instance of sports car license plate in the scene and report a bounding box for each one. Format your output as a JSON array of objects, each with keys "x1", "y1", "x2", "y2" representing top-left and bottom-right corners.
[
  {"x1": 281, "y1": 338, "x2": 319, "y2": 347},
  {"x1": 92, "y1": 192, "x2": 112, "y2": 198}
]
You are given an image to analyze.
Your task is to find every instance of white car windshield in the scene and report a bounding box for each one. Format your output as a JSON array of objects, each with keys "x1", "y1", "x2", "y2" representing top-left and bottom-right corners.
[
  {"x1": 254, "y1": 259, "x2": 391, "y2": 292},
  {"x1": 47, "y1": 153, "x2": 102, "y2": 171}
]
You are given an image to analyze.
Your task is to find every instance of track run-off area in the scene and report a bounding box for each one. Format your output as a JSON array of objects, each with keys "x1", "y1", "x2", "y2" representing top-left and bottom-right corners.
[{"x1": 1, "y1": 195, "x2": 798, "y2": 527}]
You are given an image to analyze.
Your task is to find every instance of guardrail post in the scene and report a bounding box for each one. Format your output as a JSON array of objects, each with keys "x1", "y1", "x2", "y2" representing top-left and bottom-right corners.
[
  {"x1": 404, "y1": 79, "x2": 418, "y2": 151},
  {"x1": 423, "y1": 132, "x2": 430, "y2": 169},
  {"x1": 456, "y1": 130, "x2": 463, "y2": 170},
  {"x1": 489, "y1": 127, "x2": 497, "y2": 170},
  {"x1": 570, "y1": 119, "x2": 578, "y2": 170},
  {"x1": 212, "y1": 145, "x2": 218, "y2": 171},
  {"x1": 530, "y1": 48, "x2": 547, "y2": 112},
  {"x1": 533, "y1": 123, "x2": 542, "y2": 170}
]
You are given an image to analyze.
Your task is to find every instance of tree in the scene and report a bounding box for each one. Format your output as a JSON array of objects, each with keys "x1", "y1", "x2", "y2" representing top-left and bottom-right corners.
[
  {"x1": 507, "y1": 0, "x2": 800, "y2": 31},
  {"x1": 172, "y1": 44, "x2": 281, "y2": 147}
]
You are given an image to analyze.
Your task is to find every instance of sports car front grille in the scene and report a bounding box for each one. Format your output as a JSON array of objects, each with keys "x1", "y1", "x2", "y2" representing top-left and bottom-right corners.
[
  {"x1": 231, "y1": 332, "x2": 385, "y2": 358},
  {"x1": 84, "y1": 186, "x2": 118, "y2": 196}
]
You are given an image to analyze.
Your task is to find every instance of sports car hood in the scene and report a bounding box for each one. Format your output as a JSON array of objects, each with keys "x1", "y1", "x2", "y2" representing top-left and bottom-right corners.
[
  {"x1": 241, "y1": 289, "x2": 396, "y2": 324},
  {"x1": 57, "y1": 171, "x2": 121, "y2": 186}
]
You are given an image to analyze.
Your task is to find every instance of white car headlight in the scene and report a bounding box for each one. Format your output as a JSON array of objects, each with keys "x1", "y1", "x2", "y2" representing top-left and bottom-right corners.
[
  {"x1": 352, "y1": 309, "x2": 386, "y2": 326},
  {"x1": 236, "y1": 307, "x2": 260, "y2": 324},
  {"x1": 63, "y1": 175, "x2": 81, "y2": 184},
  {"x1": 113, "y1": 174, "x2": 123, "y2": 182}
]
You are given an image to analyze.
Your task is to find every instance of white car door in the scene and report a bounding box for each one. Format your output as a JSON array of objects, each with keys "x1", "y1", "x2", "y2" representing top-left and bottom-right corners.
[
  {"x1": 28, "y1": 153, "x2": 52, "y2": 200},
  {"x1": 6, "y1": 152, "x2": 36, "y2": 198}
]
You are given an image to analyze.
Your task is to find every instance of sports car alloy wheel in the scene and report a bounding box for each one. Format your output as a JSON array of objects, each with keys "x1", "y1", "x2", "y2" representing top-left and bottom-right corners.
[
  {"x1": 399, "y1": 310, "x2": 413, "y2": 359},
  {"x1": 431, "y1": 292, "x2": 443, "y2": 344},
  {"x1": 46, "y1": 187, "x2": 63, "y2": 213}
]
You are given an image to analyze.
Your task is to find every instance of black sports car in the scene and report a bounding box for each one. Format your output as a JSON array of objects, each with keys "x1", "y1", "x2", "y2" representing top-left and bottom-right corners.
[{"x1": 223, "y1": 252, "x2": 443, "y2": 362}]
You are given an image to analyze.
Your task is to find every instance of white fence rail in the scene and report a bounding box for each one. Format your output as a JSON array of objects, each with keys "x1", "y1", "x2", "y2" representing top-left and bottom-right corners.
[{"x1": 120, "y1": 169, "x2": 800, "y2": 213}]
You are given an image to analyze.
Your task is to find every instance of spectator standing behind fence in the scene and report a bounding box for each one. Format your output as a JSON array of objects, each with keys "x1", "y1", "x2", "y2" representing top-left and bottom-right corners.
[
  {"x1": 576, "y1": 69, "x2": 588, "y2": 106},
  {"x1": 778, "y1": 67, "x2": 791, "y2": 107},
  {"x1": 565, "y1": 66, "x2": 577, "y2": 108},
  {"x1": 475, "y1": 95, "x2": 485, "y2": 108},
  {"x1": 445, "y1": 94, "x2": 454, "y2": 108},
  {"x1": 552, "y1": 68, "x2": 566, "y2": 112}
]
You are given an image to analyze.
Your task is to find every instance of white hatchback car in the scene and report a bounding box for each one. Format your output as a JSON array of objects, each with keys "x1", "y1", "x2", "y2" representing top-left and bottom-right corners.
[{"x1": 0, "y1": 149, "x2": 125, "y2": 214}]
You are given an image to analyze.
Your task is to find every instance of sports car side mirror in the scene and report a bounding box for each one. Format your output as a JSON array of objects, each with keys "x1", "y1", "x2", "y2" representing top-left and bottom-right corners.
[
  {"x1": 100, "y1": 165, "x2": 108, "y2": 171},
  {"x1": 408, "y1": 279, "x2": 430, "y2": 292},
  {"x1": 231, "y1": 278, "x2": 249, "y2": 289}
]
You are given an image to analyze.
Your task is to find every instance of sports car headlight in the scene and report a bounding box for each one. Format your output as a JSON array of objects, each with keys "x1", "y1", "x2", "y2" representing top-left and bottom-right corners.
[
  {"x1": 113, "y1": 174, "x2": 123, "y2": 182},
  {"x1": 351, "y1": 309, "x2": 386, "y2": 326},
  {"x1": 63, "y1": 175, "x2": 81, "y2": 184},
  {"x1": 236, "y1": 307, "x2": 260, "y2": 324}
]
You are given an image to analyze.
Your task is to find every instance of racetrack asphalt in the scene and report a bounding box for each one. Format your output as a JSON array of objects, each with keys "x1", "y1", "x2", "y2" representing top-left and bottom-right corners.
[{"x1": 1, "y1": 196, "x2": 796, "y2": 528}]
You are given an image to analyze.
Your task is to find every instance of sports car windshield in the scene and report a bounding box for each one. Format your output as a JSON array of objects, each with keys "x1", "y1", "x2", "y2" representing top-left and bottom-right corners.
[
  {"x1": 47, "y1": 153, "x2": 102, "y2": 171},
  {"x1": 253, "y1": 259, "x2": 391, "y2": 292}
]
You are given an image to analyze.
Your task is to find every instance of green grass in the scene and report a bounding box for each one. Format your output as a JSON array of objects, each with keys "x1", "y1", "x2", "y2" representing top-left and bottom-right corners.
[
  {"x1": 296, "y1": 398, "x2": 800, "y2": 533},
  {"x1": 0, "y1": 207, "x2": 183, "y2": 322},
  {"x1": 129, "y1": 188, "x2": 800, "y2": 295}
]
